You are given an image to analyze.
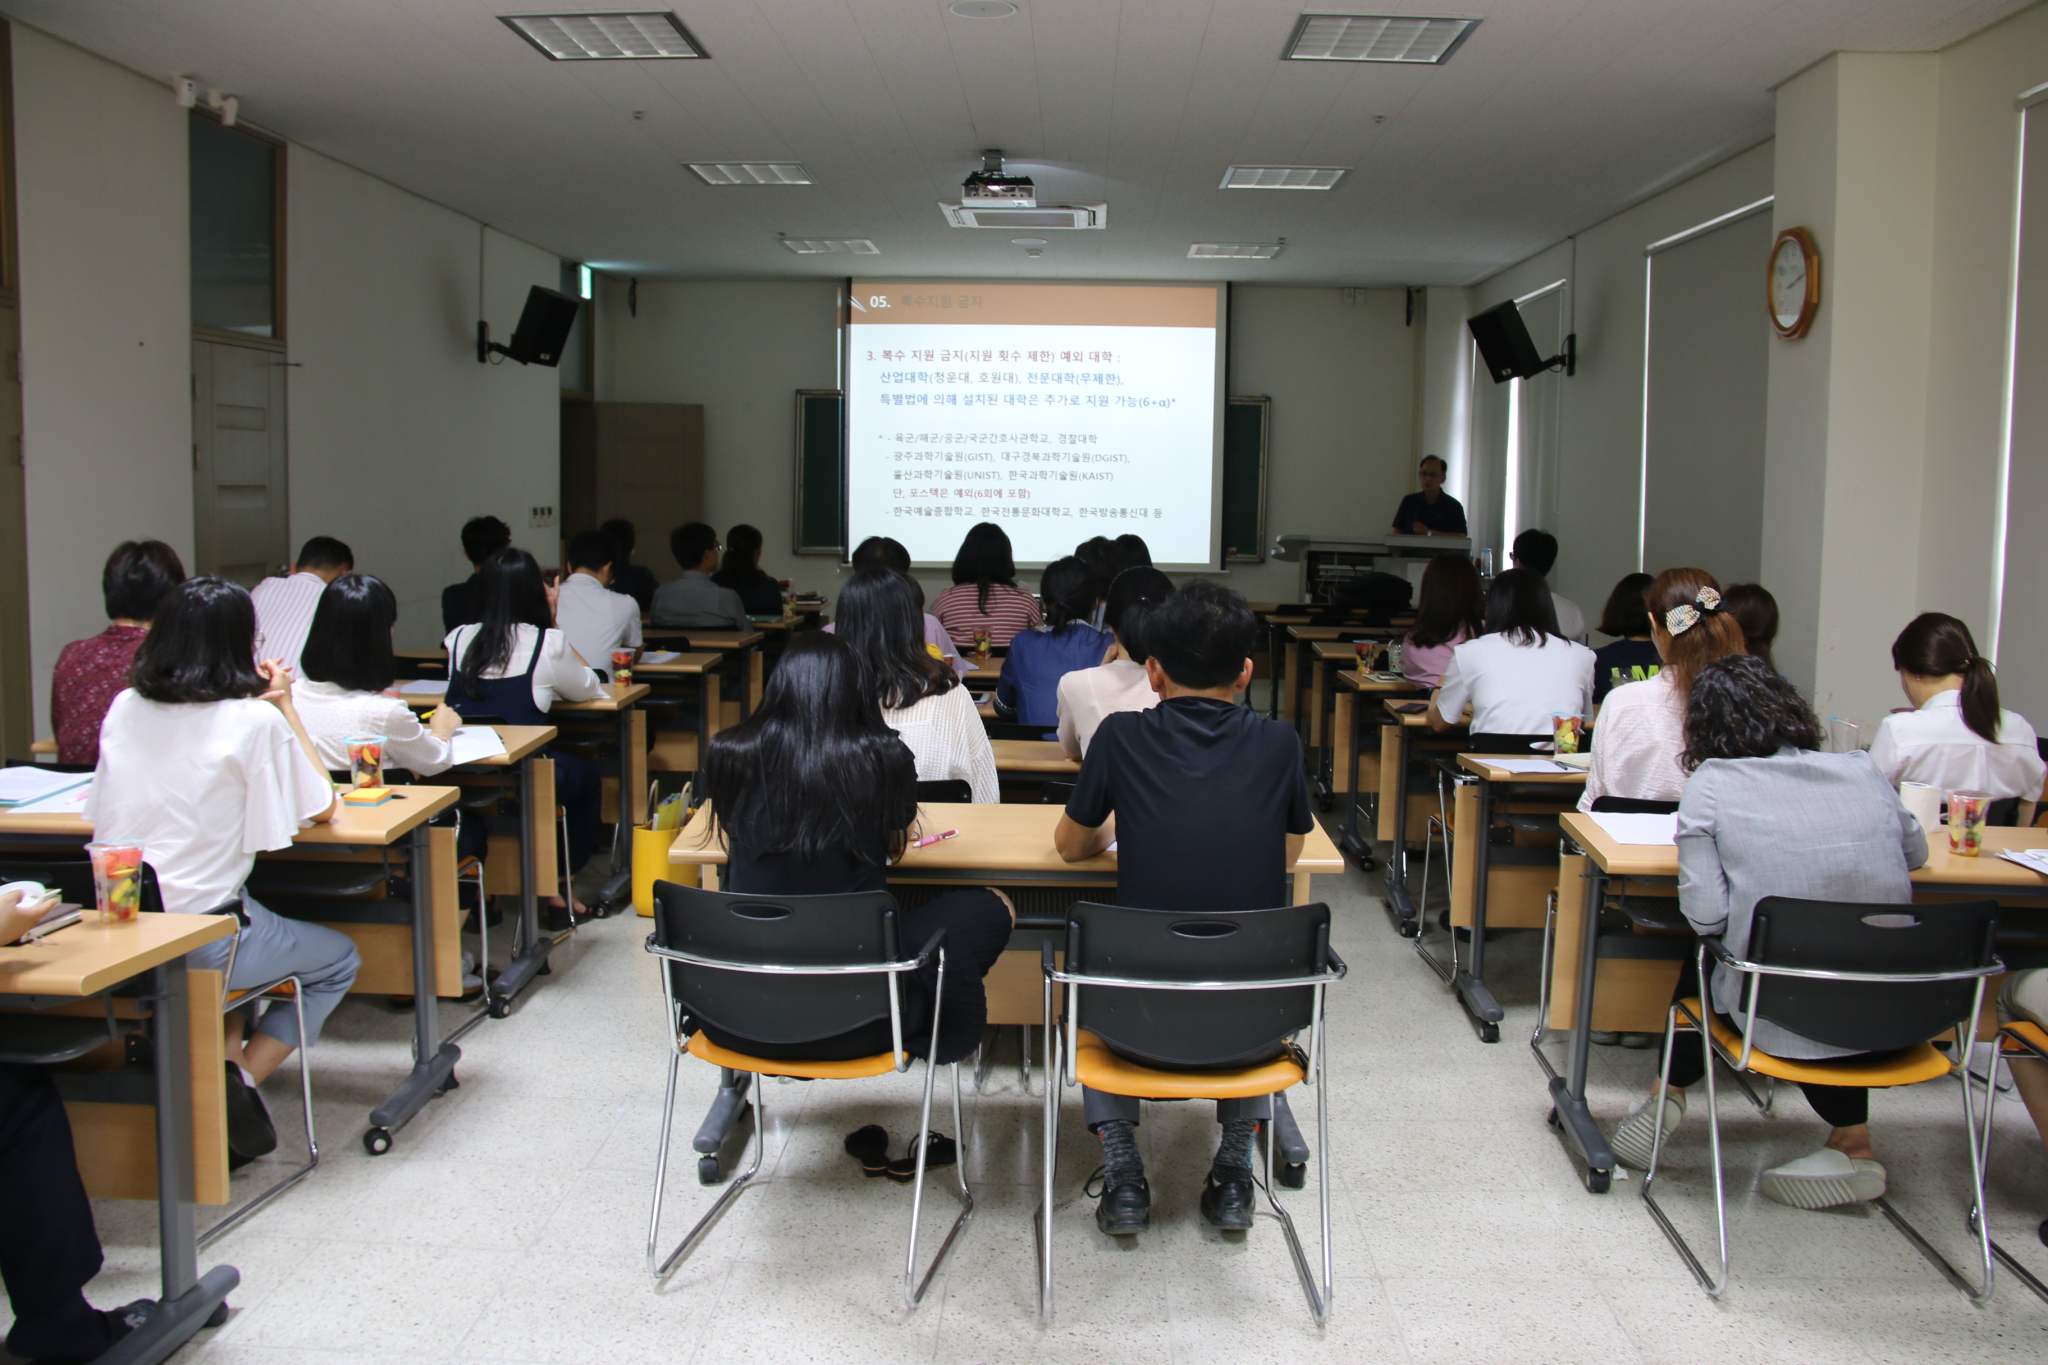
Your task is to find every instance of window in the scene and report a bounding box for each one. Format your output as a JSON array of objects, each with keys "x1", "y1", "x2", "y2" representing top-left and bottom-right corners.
[{"x1": 190, "y1": 113, "x2": 282, "y2": 337}]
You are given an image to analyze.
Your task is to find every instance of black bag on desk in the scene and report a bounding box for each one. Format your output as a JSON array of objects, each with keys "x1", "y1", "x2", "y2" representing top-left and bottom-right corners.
[{"x1": 1329, "y1": 571, "x2": 1412, "y2": 622}]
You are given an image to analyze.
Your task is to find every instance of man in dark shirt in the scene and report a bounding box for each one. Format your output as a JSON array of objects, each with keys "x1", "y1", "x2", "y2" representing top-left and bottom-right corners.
[
  {"x1": 441, "y1": 515, "x2": 512, "y2": 633},
  {"x1": 1055, "y1": 579, "x2": 1314, "y2": 1237},
  {"x1": 1390, "y1": 454, "x2": 1468, "y2": 536},
  {"x1": 601, "y1": 517, "x2": 661, "y2": 613}
]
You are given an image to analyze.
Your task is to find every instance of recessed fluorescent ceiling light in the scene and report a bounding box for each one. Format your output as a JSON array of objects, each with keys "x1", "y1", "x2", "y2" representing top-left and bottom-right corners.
[
  {"x1": 1282, "y1": 13, "x2": 1477, "y2": 63},
  {"x1": 783, "y1": 239, "x2": 878, "y2": 255},
  {"x1": 501, "y1": 12, "x2": 707, "y2": 60},
  {"x1": 1189, "y1": 242, "x2": 1282, "y2": 259},
  {"x1": 950, "y1": 1, "x2": 1017, "y2": 15},
  {"x1": 688, "y1": 162, "x2": 813, "y2": 185},
  {"x1": 1219, "y1": 165, "x2": 1348, "y2": 190}
]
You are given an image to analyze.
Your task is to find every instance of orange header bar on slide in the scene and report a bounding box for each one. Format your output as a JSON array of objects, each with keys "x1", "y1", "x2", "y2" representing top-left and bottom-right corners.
[{"x1": 848, "y1": 282, "x2": 1217, "y2": 329}]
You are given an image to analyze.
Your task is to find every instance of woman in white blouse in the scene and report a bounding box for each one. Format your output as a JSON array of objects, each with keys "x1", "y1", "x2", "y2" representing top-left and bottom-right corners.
[
  {"x1": 1579, "y1": 569, "x2": 1748, "y2": 812},
  {"x1": 836, "y1": 566, "x2": 999, "y2": 803},
  {"x1": 445, "y1": 548, "x2": 605, "y2": 915},
  {"x1": 89, "y1": 577, "x2": 357, "y2": 1166},
  {"x1": 1870, "y1": 612, "x2": 2044, "y2": 824},
  {"x1": 1057, "y1": 566, "x2": 1171, "y2": 759},
  {"x1": 1429, "y1": 568, "x2": 1595, "y2": 748},
  {"x1": 293, "y1": 574, "x2": 458, "y2": 776}
]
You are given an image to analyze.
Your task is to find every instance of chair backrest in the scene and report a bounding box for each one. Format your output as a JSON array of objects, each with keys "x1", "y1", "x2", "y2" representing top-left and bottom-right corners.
[
  {"x1": 983, "y1": 720, "x2": 1057, "y2": 742},
  {"x1": 1038, "y1": 781, "x2": 1075, "y2": 805},
  {"x1": 916, "y1": 779, "x2": 972, "y2": 804},
  {"x1": 0, "y1": 857, "x2": 164, "y2": 914},
  {"x1": 1745, "y1": 895, "x2": 1999, "y2": 1053},
  {"x1": 1065, "y1": 900, "x2": 1330, "y2": 1069},
  {"x1": 650, "y1": 880, "x2": 902, "y2": 1049},
  {"x1": 1591, "y1": 796, "x2": 1680, "y2": 815},
  {"x1": 1986, "y1": 796, "x2": 2021, "y2": 828}
]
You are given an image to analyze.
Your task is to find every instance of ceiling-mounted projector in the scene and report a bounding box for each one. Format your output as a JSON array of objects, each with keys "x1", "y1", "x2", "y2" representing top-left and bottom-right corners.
[{"x1": 941, "y1": 150, "x2": 1106, "y2": 229}]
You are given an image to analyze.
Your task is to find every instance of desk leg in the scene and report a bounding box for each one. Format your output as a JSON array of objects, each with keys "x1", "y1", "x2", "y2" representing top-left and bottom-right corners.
[
  {"x1": 1453, "y1": 776, "x2": 1504, "y2": 1042},
  {"x1": 492, "y1": 752, "x2": 552, "y2": 1008},
  {"x1": 112, "y1": 958, "x2": 238, "y2": 1365},
  {"x1": 1382, "y1": 725, "x2": 1417, "y2": 934},
  {"x1": 1338, "y1": 709, "x2": 1375, "y2": 870},
  {"x1": 1267, "y1": 622, "x2": 1283, "y2": 719},
  {"x1": 1281, "y1": 642, "x2": 1298, "y2": 722},
  {"x1": 1547, "y1": 863, "x2": 1615, "y2": 1193},
  {"x1": 366, "y1": 824, "x2": 463, "y2": 1151},
  {"x1": 746, "y1": 646, "x2": 763, "y2": 717}
]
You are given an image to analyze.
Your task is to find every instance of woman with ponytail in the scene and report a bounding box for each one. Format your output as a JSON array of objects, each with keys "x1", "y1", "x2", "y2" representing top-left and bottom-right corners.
[
  {"x1": 1579, "y1": 567, "x2": 1748, "y2": 811},
  {"x1": 1870, "y1": 613, "x2": 2043, "y2": 823}
]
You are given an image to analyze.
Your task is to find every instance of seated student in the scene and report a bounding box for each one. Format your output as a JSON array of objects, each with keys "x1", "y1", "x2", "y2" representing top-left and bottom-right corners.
[
  {"x1": 2, "y1": 891, "x2": 157, "y2": 1362},
  {"x1": 89, "y1": 577, "x2": 358, "y2": 1166},
  {"x1": 250, "y1": 536, "x2": 353, "y2": 679},
  {"x1": 650, "y1": 522, "x2": 749, "y2": 631},
  {"x1": 932, "y1": 522, "x2": 1042, "y2": 651},
  {"x1": 836, "y1": 567, "x2": 998, "y2": 802},
  {"x1": 827, "y1": 536, "x2": 970, "y2": 678},
  {"x1": 1511, "y1": 528, "x2": 1586, "y2": 643},
  {"x1": 1591, "y1": 571, "x2": 1659, "y2": 704},
  {"x1": 1057, "y1": 566, "x2": 1171, "y2": 759},
  {"x1": 446, "y1": 549, "x2": 605, "y2": 917},
  {"x1": 1428, "y1": 567, "x2": 1595, "y2": 749},
  {"x1": 713, "y1": 523, "x2": 788, "y2": 618},
  {"x1": 1722, "y1": 582, "x2": 1779, "y2": 671},
  {"x1": 1074, "y1": 537, "x2": 1126, "y2": 627},
  {"x1": 442, "y1": 515, "x2": 512, "y2": 632},
  {"x1": 696, "y1": 632, "x2": 1013, "y2": 1072},
  {"x1": 1870, "y1": 612, "x2": 2044, "y2": 823},
  {"x1": 293, "y1": 573, "x2": 459, "y2": 776},
  {"x1": 1055, "y1": 580, "x2": 1315, "y2": 1236},
  {"x1": 1114, "y1": 532, "x2": 1152, "y2": 569},
  {"x1": 1608, "y1": 654, "x2": 1928, "y2": 1210},
  {"x1": 555, "y1": 529, "x2": 643, "y2": 678},
  {"x1": 996, "y1": 557, "x2": 1109, "y2": 728},
  {"x1": 601, "y1": 517, "x2": 660, "y2": 612},
  {"x1": 1399, "y1": 554, "x2": 1484, "y2": 688},
  {"x1": 52, "y1": 539, "x2": 186, "y2": 765},
  {"x1": 1580, "y1": 570, "x2": 1746, "y2": 811}
]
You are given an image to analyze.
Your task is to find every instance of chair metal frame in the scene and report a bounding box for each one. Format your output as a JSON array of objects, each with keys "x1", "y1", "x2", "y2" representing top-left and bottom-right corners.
[
  {"x1": 1972, "y1": 1022, "x2": 2048, "y2": 1304},
  {"x1": 1035, "y1": 941, "x2": 1347, "y2": 1327},
  {"x1": 1641, "y1": 936, "x2": 2001, "y2": 1300},
  {"x1": 643, "y1": 929, "x2": 973, "y2": 1309}
]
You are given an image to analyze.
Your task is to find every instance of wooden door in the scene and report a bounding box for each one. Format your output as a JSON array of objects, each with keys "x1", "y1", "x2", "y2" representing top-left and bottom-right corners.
[
  {"x1": 192, "y1": 339, "x2": 289, "y2": 586},
  {"x1": 592, "y1": 402, "x2": 703, "y2": 577}
]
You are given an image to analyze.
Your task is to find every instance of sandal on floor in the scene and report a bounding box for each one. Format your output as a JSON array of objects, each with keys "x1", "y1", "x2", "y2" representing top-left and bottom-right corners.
[
  {"x1": 844, "y1": 1124, "x2": 891, "y2": 1179},
  {"x1": 886, "y1": 1131, "x2": 957, "y2": 1183}
]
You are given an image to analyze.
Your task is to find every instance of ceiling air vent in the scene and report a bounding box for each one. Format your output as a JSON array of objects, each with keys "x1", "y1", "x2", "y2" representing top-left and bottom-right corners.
[
  {"x1": 688, "y1": 162, "x2": 813, "y2": 185},
  {"x1": 939, "y1": 203, "x2": 1106, "y2": 230},
  {"x1": 501, "y1": 12, "x2": 708, "y2": 60},
  {"x1": 782, "y1": 238, "x2": 879, "y2": 255},
  {"x1": 1282, "y1": 13, "x2": 1478, "y2": 64},
  {"x1": 1189, "y1": 243, "x2": 1283, "y2": 259},
  {"x1": 1219, "y1": 165, "x2": 1348, "y2": 190}
]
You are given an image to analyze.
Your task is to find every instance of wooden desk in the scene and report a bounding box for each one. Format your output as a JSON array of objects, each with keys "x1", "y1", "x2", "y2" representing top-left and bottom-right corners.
[
  {"x1": 409, "y1": 680, "x2": 653, "y2": 827},
  {"x1": 1369, "y1": 700, "x2": 1467, "y2": 931},
  {"x1": 991, "y1": 739, "x2": 1081, "y2": 777},
  {"x1": 633, "y1": 654, "x2": 725, "y2": 777},
  {"x1": 438, "y1": 725, "x2": 565, "y2": 1018},
  {"x1": 1, "y1": 912, "x2": 241, "y2": 1356},
  {"x1": 1329, "y1": 670, "x2": 1423, "y2": 804},
  {"x1": 964, "y1": 653, "x2": 1004, "y2": 685},
  {"x1": 674, "y1": 631, "x2": 766, "y2": 713}
]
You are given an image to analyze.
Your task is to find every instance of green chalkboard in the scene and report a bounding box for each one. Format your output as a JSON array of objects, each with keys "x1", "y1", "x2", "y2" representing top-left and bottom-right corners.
[
  {"x1": 1221, "y1": 396, "x2": 1270, "y2": 562},
  {"x1": 793, "y1": 390, "x2": 844, "y2": 555}
]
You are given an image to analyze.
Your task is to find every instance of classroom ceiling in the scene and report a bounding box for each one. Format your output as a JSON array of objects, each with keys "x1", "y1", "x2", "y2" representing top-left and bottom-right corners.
[{"x1": 8, "y1": 0, "x2": 2027, "y2": 286}]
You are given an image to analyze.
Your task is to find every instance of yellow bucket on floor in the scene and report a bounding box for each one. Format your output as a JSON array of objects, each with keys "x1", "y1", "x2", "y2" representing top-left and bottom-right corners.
[{"x1": 633, "y1": 824, "x2": 691, "y2": 917}]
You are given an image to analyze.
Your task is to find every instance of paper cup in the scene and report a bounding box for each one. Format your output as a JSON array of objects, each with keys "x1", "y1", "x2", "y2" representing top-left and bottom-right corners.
[
  {"x1": 85, "y1": 842, "x2": 144, "y2": 921},
  {"x1": 1948, "y1": 789, "x2": 1990, "y2": 857},
  {"x1": 344, "y1": 735, "x2": 385, "y2": 790},
  {"x1": 1899, "y1": 782, "x2": 1943, "y2": 841}
]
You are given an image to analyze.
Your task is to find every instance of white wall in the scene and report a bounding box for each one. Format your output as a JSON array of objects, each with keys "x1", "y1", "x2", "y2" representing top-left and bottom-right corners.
[
  {"x1": 286, "y1": 146, "x2": 561, "y2": 649},
  {"x1": 12, "y1": 24, "x2": 193, "y2": 731}
]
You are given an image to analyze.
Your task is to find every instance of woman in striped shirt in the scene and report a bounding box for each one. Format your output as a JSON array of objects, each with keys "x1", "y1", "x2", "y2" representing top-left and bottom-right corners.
[{"x1": 932, "y1": 522, "x2": 1041, "y2": 651}]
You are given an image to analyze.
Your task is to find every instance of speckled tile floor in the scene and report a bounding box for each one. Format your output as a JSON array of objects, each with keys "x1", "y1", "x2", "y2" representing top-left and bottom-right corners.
[{"x1": 9, "y1": 822, "x2": 2048, "y2": 1363}]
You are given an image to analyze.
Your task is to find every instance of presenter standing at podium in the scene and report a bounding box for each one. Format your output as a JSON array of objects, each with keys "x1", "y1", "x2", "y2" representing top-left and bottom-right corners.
[{"x1": 1390, "y1": 455, "x2": 1468, "y2": 537}]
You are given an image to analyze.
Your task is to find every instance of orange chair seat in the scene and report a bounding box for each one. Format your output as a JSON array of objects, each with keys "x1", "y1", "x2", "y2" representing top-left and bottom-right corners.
[
  {"x1": 1681, "y1": 998, "x2": 1953, "y2": 1087},
  {"x1": 1072, "y1": 1029, "x2": 1304, "y2": 1101},
  {"x1": 2000, "y1": 1019, "x2": 2048, "y2": 1059},
  {"x1": 685, "y1": 1029, "x2": 899, "y2": 1080},
  {"x1": 225, "y1": 979, "x2": 298, "y2": 1010}
]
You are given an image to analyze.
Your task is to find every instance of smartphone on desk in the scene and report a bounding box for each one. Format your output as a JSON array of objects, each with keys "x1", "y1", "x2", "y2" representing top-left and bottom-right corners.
[{"x1": 1391, "y1": 701, "x2": 1429, "y2": 714}]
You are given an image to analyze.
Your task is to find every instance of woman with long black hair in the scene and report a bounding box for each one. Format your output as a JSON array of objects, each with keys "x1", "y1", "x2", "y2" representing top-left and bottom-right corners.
[
  {"x1": 997, "y1": 556, "x2": 1109, "y2": 728},
  {"x1": 932, "y1": 522, "x2": 1041, "y2": 650},
  {"x1": 836, "y1": 566, "x2": 998, "y2": 802},
  {"x1": 443, "y1": 548, "x2": 604, "y2": 915},
  {"x1": 1427, "y1": 567, "x2": 1594, "y2": 751},
  {"x1": 1870, "y1": 612, "x2": 2043, "y2": 823},
  {"x1": 1398, "y1": 554, "x2": 1485, "y2": 688},
  {"x1": 712, "y1": 522, "x2": 786, "y2": 618},
  {"x1": 294, "y1": 573, "x2": 459, "y2": 776},
  {"x1": 696, "y1": 631, "x2": 1013, "y2": 1065}
]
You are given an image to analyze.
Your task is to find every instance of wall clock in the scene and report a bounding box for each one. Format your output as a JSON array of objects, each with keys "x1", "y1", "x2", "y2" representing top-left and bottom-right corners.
[{"x1": 1768, "y1": 226, "x2": 1821, "y2": 339}]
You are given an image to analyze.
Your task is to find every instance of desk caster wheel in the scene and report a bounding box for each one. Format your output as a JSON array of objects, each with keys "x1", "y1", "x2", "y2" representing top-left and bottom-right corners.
[
  {"x1": 1278, "y1": 1161, "x2": 1306, "y2": 1190},
  {"x1": 436, "y1": 1073, "x2": 460, "y2": 1095},
  {"x1": 1586, "y1": 1167, "x2": 1612, "y2": 1194},
  {"x1": 1355, "y1": 852, "x2": 1377, "y2": 872},
  {"x1": 1396, "y1": 918, "x2": 1419, "y2": 939},
  {"x1": 1546, "y1": 1107, "x2": 1561, "y2": 1130},
  {"x1": 205, "y1": 1301, "x2": 231, "y2": 1328},
  {"x1": 1317, "y1": 794, "x2": 1334, "y2": 813},
  {"x1": 698, "y1": 1155, "x2": 723, "y2": 1185},
  {"x1": 1477, "y1": 1021, "x2": 1500, "y2": 1044},
  {"x1": 538, "y1": 961, "x2": 552, "y2": 977},
  {"x1": 487, "y1": 994, "x2": 511, "y2": 1019},
  {"x1": 363, "y1": 1127, "x2": 393, "y2": 1156}
]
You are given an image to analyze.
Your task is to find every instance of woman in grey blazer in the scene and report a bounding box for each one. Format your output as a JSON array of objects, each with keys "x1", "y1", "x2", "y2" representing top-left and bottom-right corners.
[{"x1": 1608, "y1": 654, "x2": 1930, "y2": 1211}]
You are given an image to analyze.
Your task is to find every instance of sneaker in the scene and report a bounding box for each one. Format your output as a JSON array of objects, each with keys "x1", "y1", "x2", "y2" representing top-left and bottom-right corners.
[
  {"x1": 1199, "y1": 1172, "x2": 1256, "y2": 1231},
  {"x1": 1757, "y1": 1149, "x2": 1886, "y2": 1209},
  {"x1": 1094, "y1": 1178, "x2": 1151, "y2": 1236},
  {"x1": 222, "y1": 1064, "x2": 276, "y2": 1168},
  {"x1": 1589, "y1": 1030, "x2": 1622, "y2": 1046},
  {"x1": 1618, "y1": 1032, "x2": 1660, "y2": 1049},
  {"x1": 1609, "y1": 1088, "x2": 1685, "y2": 1170}
]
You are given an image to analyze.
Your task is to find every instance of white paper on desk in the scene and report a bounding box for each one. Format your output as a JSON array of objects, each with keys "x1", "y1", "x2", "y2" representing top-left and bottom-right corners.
[
  {"x1": 640, "y1": 650, "x2": 681, "y2": 664},
  {"x1": 9, "y1": 781, "x2": 92, "y2": 815},
  {"x1": 0, "y1": 768, "x2": 90, "y2": 805},
  {"x1": 1486, "y1": 758, "x2": 1575, "y2": 774},
  {"x1": 1997, "y1": 848, "x2": 2048, "y2": 877},
  {"x1": 1588, "y1": 812, "x2": 1678, "y2": 846},
  {"x1": 449, "y1": 727, "x2": 508, "y2": 765},
  {"x1": 398, "y1": 679, "x2": 446, "y2": 695}
]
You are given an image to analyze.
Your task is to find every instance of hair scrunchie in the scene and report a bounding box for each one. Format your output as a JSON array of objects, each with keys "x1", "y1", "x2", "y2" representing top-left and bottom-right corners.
[{"x1": 1665, "y1": 586, "x2": 1723, "y2": 636}]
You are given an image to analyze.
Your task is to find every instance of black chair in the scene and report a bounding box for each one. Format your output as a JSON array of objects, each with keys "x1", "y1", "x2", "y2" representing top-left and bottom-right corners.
[
  {"x1": 1038, "y1": 900, "x2": 1346, "y2": 1326},
  {"x1": 1038, "y1": 781, "x2": 1075, "y2": 805},
  {"x1": 983, "y1": 719, "x2": 1058, "y2": 742},
  {"x1": 915, "y1": 779, "x2": 972, "y2": 804},
  {"x1": 1641, "y1": 896, "x2": 2003, "y2": 1300},
  {"x1": 1986, "y1": 1019, "x2": 2048, "y2": 1301},
  {"x1": 644, "y1": 881, "x2": 971, "y2": 1307}
]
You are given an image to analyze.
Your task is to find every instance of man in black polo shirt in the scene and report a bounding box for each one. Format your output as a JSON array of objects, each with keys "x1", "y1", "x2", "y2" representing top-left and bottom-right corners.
[
  {"x1": 1054, "y1": 579, "x2": 1315, "y2": 1236},
  {"x1": 1390, "y1": 454, "x2": 1468, "y2": 536}
]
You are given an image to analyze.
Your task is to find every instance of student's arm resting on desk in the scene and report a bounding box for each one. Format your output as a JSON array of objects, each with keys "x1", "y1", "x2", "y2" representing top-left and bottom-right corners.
[
  {"x1": 260, "y1": 660, "x2": 336, "y2": 822},
  {"x1": 1055, "y1": 811, "x2": 1115, "y2": 861},
  {"x1": 1056, "y1": 728, "x2": 1117, "y2": 860},
  {"x1": 539, "y1": 628, "x2": 604, "y2": 703},
  {"x1": 0, "y1": 886, "x2": 60, "y2": 944},
  {"x1": 1427, "y1": 649, "x2": 1471, "y2": 731}
]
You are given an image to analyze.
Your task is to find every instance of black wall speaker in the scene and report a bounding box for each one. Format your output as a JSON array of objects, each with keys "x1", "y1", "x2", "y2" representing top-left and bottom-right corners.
[
  {"x1": 1466, "y1": 300, "x2": 1547, "y2": 383},
  {"x1": 504, "y1": 286, "x2": 581, "y2": 366}
]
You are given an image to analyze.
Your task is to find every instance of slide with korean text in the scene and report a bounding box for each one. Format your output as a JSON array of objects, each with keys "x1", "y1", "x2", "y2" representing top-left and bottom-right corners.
[{"x1": 845, "y1": 282, "x2": 1224, "y2": 567}]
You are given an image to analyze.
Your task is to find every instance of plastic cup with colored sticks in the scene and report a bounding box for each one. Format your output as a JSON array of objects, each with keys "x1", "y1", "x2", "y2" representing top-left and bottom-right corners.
[{"x1": 85, "y1": 842, "x2": 144, "y2": 922}]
